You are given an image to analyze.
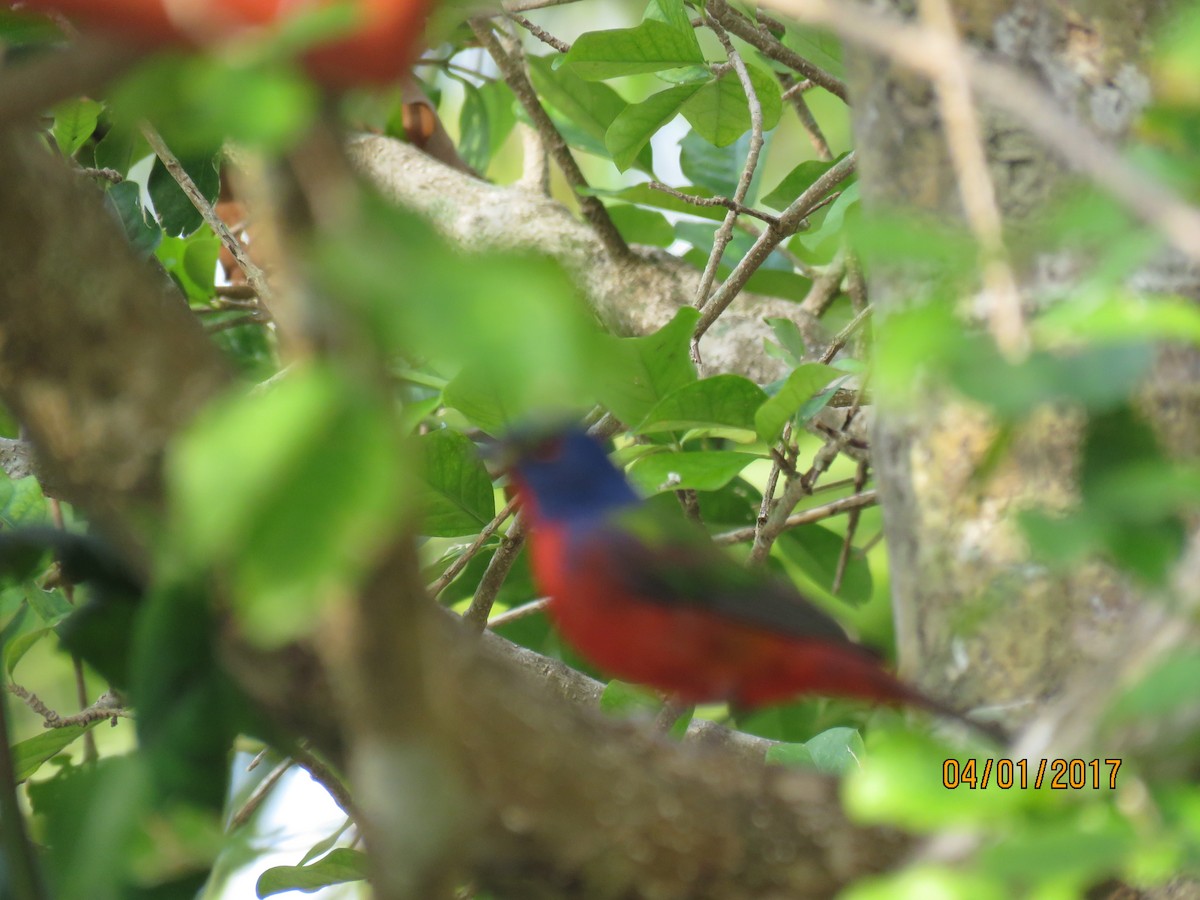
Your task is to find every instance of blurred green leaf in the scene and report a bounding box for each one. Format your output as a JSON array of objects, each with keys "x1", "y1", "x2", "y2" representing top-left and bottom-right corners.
[
  {"x1": 765, "y1": 741, "x2": 815, "y2": 767},
  {"x1": 157, "y1": 233, "x2": 220, "y2": 302},
  {"x1": 597, "y1": 307, "x2": 699, "y2": 427},
  {"x1": 637, "y1": 374, "x2": 767, "y2": 435},
  {"x1": 805, "y1": 726, "x2": 865, "y2": 775},
  {"x1": 110, "y1": 55, "x2": 316, "y2": 156},
  {"x1": 319, "y1": 196, "x2": 609, "y2": 423},
  {"x1": 1108, "y1": 648, "x2": 1200, "y2": 721},
  {"x1": 417, "y1": 429, "x2": 495, "y2": 537},
  {"x1": 563, "y1": 20, "x2": 704, "y2": 80},
  {"x1": 599, "y1": 679, "x2": 661, "y2": 717},
  {"x1": 169, "y1": 367, "x2": 410, "y2": 647},
  {"x1": 766, "y1": 317, "x2": 812, "y2": 365},
  {"x1": 844, "y1": 730, "x2": 1029, "y2": 831},
  {"x1": 257, "y1": 848, "x2": 368, "y2": 897},
  {"x1": 626, "y1": 450, "x2": 756, "y2": 494},
  {"x1": 1035, "y1": 292, "x2": 1200, "y2": 345},
  {"x1": 0, "y1": 475, "x2": 48, "y2": 528},
  {"x1": 842, "y1": 866, "x2": 1009, "y2": 900},
  {"x1": 53, "y1": 97, "x2": 102, "y2": 158},
  {"x1": 12, "y1": 722, "x2": 101, "y2": 782},
  {"x1": 980, "y1": 818, "x2": 1133, "y2": 884}
]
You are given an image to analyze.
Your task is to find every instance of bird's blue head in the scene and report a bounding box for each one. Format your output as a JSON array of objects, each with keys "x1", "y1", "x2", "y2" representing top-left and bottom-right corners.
[{"x1": 497, "y1": 425, "x2": 640, "y2": 523}]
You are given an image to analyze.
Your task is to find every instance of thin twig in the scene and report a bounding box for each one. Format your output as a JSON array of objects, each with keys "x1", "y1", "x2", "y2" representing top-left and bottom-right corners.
[
  {"x1": 78, "y1": 166, "x2": 124, "y2": 183},
  {"x1": 707, "y1": 0, "x2": 848, "y2": 102},
  {"x1": 505, "y1": 12, "x2": 572, "y2": 52},
  {"x1": 916, "y1": 0, "x2": 1026, "y2": 359},
  {"x1": 648, "y1": 182, "x2": 779, "y2": 226},
  {"x1": 429, "y1": 497, "x2": 520, "y2": 597},
  {"x1": 831, "y1": 460, "x2": 870, "y2": 593},
  {"x1": 49, "y1": 497, "x2": 98, "y2": 763},
  {"x1": 780, "y1": 74, "x2": 833, "y2": 160},
  {"x1": 469, "y1": 19, "x2": 629, "y2": 260},
  {"x1": 486, "y1": 596, "x2": 550, "y2": 629},
  {"x1": 292, "y1": 743, "x2": 358, "y2": 822},
  {"x1": 141, "y1": 123, "x2": 275, "y2": 306},
  {"x1": 713, "y1": 489, "x2": 878, "y2": 544},
  {"x1": 6, "y1": 684, "x2": 131, "y2": 728},
  {"x1": 462, "y1": 512, "x2": 526, "y2": 631},
  {"x1": 694, "y1": 13, "x2": 768, "y2": 318},
  {"x1": 818, "y1": 305, "x2": 872, "y2": 364},
  {"x1": 693, "y1": 153, "x2": 857, "y2": 347},
  {"x1": 229, "y1": 758, "x2": 292, "y2": 830}
]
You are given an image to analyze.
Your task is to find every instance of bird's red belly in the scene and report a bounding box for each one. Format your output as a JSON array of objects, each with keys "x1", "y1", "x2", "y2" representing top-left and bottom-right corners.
[{"x1": 529, "y1": 526, "x2": 909, "y2": 709}]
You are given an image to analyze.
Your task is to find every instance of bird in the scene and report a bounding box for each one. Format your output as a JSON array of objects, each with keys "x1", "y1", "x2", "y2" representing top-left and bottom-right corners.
[{"x1": 492, "y1": 424, "x2": 1003, "y2": 742}]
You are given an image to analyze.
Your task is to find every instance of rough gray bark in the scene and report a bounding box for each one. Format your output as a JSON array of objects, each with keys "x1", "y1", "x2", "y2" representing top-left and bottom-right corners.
[{"x1": 844, "y1": 0, "x2": 1199, "y2": 733}]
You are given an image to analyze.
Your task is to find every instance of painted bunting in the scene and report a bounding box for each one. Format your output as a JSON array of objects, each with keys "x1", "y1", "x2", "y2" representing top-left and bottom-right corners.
[{"x1": 497, "y1": 425, "x2": 1001, "y2": 740}]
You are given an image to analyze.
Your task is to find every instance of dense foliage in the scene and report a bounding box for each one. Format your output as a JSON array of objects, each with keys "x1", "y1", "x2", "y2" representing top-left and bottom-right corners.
[{"x1": 1, "y1": 0, "x2": 1199, "y2": 897}]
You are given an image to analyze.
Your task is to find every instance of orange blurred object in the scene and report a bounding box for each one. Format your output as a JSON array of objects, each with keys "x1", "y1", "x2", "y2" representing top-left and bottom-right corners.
[{"x1": 16, "y1": 0, "x2": 431, "y2": 86}]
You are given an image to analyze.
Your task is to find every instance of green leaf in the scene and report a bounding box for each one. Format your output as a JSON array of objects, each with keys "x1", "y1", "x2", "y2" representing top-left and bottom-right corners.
[
  {"x1": 528, "y1": 54, "x2": 626, "y2": 146},
  {"x1": 766, "y1": 317, "x2": 812, "y2": 364},
  {"x1": 157, "y1": 232, "x2": 220, "y2": 302},
  {"x1": 626, "y1": 450, "x2": 756, "y2": 494},
  {"x1": 607, "y1": 204, "x2": 674, "y2": 246},
  {"x1": 644, "y1": 0, "x2": 695, "y2": 35},
  {"x1": 762, "y1": 158, "x2": 839, "y2": 210},
  {"x1": 681, "y1": 62, "x2": 782, "y2": 147},
  {"x1": 257, "y1": 848, "x2": 369, "y2": 897},
  {"x1": 105, "y1": 181, "x2": 162, "y2": 256},
  {"x1": 563, "y1": 19, "x2": 704, "y2": 80},
  {"x1": 805, "y1": 726, "x2": 864, "y2": 775},
  {"x1": 53, "y1": 97, "x2": 103, "y2": 157},
  {"x1": 765, "y1": 741, "x2": 815, "y2": 767},
  {"x1": 458, "y1": 78, "x2": 516, "y2": 173},
  {"x1": 597, "y1": 307, "x2": 699, "y2": 427},
  {"x1": 442, "y1": 366, "x2": 522, "y2": 435},
  {"x1": 169, "y1": 367, "x2": 410, "y2": 647},
  {"x1": 638, "y1": 374, "x2": 767, "y2": 435},
  {"x1": 149, "y1": 151, "x2": 220, "y2": 237},
  {"x1": 606, "y1": 82, "x2": 703, "y2": 171},
  {"x1": 26, "y1": 587, "x2": 73, "y2": 622},
  {"x1": 776, "y1": 524, "x2": 873, "y2": 605},
  {"x1": 93, "y1": 124, "x2": 143, "y2": 175},
  {"x1": 417, "y1": 429, "x2": 495, "y2": 537},
  {"x1": 12, "y1": 722, "x2": 101, "y2": 781},
  {"x1": 755, "y1": 363, "x2": 842, "y2": 442},
  {"x1": 5, "y1": 625, "x2": 51, "y2": 676},
  {"x1": 680, "y1": 129, "x2": 753, "y2": 196},
  {"x1": 599, "y1": 679, "x2": 661, "y2": 717},
  {"x1": 0, "y1": 474, "x2": 48, "y2": 528}
]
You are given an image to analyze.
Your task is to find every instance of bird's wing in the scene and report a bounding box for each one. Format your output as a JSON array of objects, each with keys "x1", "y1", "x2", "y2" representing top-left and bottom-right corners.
[{"x1": 586, "y1": 513, "x2": 854, "y2": 647}]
